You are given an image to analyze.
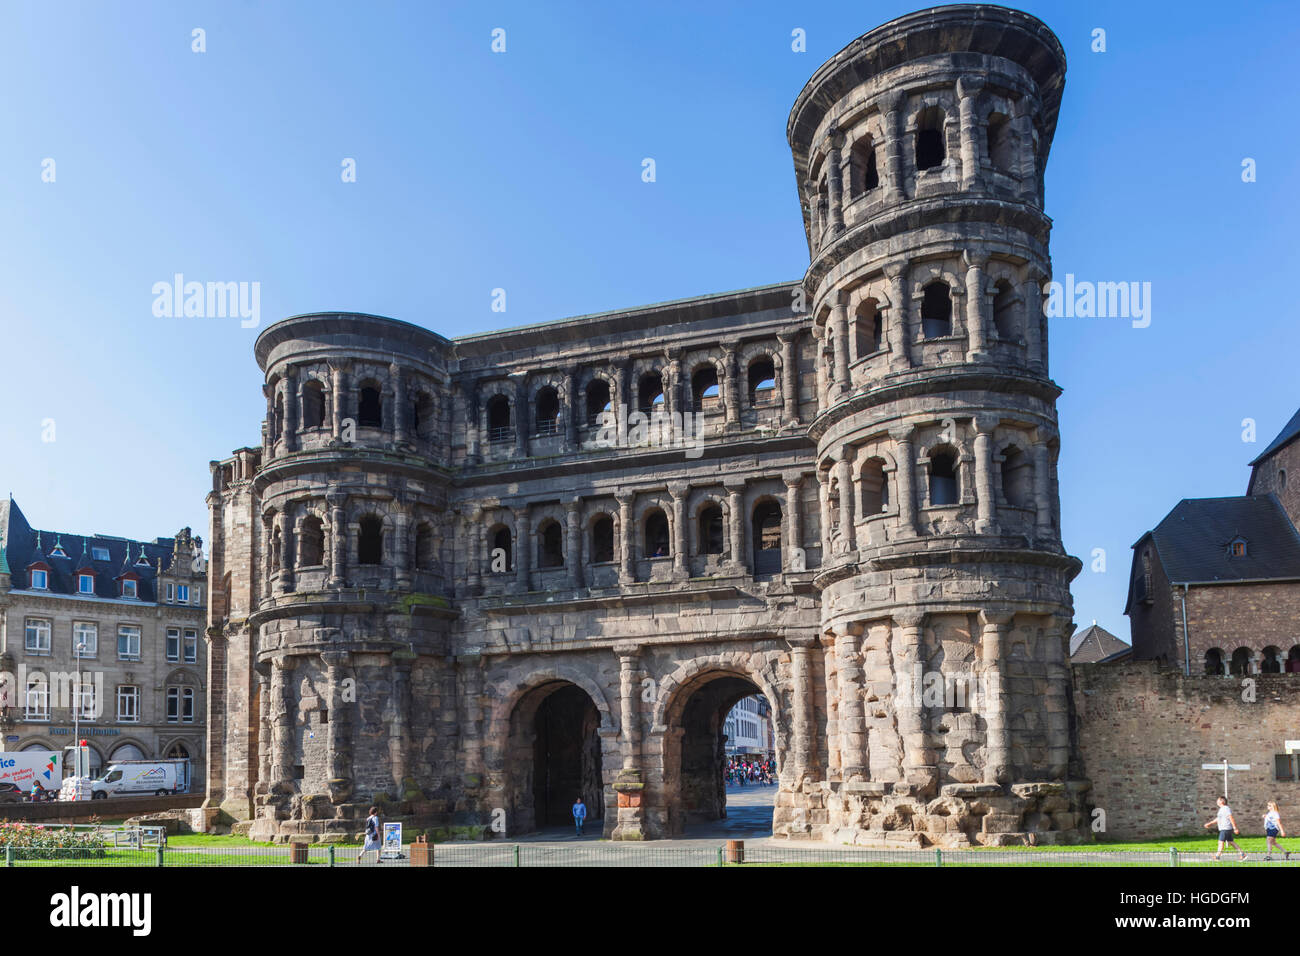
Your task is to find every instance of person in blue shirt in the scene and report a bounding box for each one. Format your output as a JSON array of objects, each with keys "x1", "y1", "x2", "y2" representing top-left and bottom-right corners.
[{"x1": 572, "y1": 796, "x2": 587, "y2": 836}]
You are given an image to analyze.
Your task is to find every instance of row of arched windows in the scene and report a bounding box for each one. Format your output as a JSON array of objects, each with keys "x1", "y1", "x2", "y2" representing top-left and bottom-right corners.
[
  {"x1": 482, "y1": 358, "x2": 779, "y2": 444},
  {"x1": 269, "y1": 377, "x2": 440, "y2": 443},
  {"x1": 813, "y1": 103, "x2": 1025, "y2": 237},
  {"x1": 483, "y1": 502, "x2": 785, "y2": 575},
  {"x1": 829, "y1": 442, "x2": 1035, "y2": 522},
  {"x1": 1206, "y1": 646, "x2": 1300, "y2": 675}
]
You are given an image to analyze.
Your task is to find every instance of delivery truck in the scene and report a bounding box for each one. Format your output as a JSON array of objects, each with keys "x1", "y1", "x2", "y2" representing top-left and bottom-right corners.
[
  {"x1": 90, "y1": 758, "x2": 190, "y2": 799},
  {"x1": 0, "y1": 750, "x2": 62, "y2": 794}
]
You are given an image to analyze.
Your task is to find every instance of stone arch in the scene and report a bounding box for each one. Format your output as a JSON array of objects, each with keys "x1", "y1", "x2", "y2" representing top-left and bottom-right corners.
[
  {"x1": 649, "y1": 654, "x2": 788, "y2": 836},
  {"x1": 492, "y1": 670, "x2": 617, "y2": 835}
]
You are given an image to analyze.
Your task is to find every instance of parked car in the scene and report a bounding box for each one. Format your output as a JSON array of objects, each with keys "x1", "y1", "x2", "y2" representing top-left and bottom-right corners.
[{"x1": 0, "y1": 781, "x2": 25, "y2": 804}]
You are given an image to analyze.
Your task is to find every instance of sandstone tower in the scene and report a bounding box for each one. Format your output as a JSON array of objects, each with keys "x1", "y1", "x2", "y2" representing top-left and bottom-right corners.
[
  {"x1": 204, "y1": 4, "x2": 1088, "y2": 847},
  {"x1": 789, "y1": 5, "x2": 1088, "y2": 843}
]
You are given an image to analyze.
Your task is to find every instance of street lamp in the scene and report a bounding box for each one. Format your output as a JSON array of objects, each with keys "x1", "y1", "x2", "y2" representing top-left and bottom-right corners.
[{"x1": 73, "y1": 640, "x2": 86, "y2": 780}]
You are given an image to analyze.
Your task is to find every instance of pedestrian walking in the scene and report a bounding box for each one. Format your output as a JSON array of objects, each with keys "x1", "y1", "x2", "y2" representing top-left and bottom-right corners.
[
  {"x1": 358, "y1": 805, "x2": 382, "y2": 864},
  {"x1": 1263, "y1": 801, "x2": 1290, "y2": 861},
  {"x1": 1204, "y1": 796, "x2": 1246, "y2": 861},
  {"x1": 572, "y1": 796, "x2": 587, "y2": 836}
]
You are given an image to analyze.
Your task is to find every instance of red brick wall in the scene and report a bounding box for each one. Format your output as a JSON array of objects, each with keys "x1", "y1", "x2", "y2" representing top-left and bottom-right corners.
[
  {"x1": 1074, "y1": 663, "x2": 1300, "y2": 840},
  {"x1": 1248, "y1": 440, "x2": 1300, "y2": 530}
]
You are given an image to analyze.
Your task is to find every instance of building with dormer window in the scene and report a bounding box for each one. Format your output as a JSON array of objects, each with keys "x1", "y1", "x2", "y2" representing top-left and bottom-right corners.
[{"x1": 0, "y1": 497, "x2": 208, "y2": 783}]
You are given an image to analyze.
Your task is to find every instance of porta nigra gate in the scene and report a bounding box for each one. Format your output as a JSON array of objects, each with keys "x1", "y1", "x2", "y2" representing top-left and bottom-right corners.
[{"x1": 205, "y1": 6, "x2": 1091, "y2": 847}]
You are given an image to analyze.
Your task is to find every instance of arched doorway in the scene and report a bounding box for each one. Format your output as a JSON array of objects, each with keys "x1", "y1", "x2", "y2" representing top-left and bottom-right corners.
[
  {"x1": 662, "y1": 671, "x2": 779, "y2": 837},
  {"x1": 505, "y1": 681, "x2": 606, "y2": 836}
]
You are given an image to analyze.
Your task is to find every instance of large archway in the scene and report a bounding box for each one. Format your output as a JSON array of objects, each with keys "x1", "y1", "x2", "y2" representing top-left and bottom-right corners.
[
  {"x1": 505, "y1": 680, "x2": 606, "y2": 835},
  {"x1": 661, "y1": 671, "x2": 779, "y2": 837}
]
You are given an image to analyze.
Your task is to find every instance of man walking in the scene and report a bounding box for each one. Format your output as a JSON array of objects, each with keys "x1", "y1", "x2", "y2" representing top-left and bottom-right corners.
[
  {"x1": 1204, "y1": 795, "x2": 1247, "y2": 862},
  {"x1": 572, "y1": 796, "x2": 587, "y2": 836}
]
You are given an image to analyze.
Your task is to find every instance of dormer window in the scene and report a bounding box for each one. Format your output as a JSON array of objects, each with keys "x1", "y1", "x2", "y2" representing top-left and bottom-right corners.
[
  {"x1": 78, "y1": 574, "x2": 95, "y2": 594},
  {"x1": 122, "y1": 579, "x2": 138, "y2": 598},
  {"x1": 31, "y1": 569, "x2": 48, "y2": 589},
  {"x1": 50, "y1": 542, "x2": 67, "y2": 559},
  {"x1": 135, "y1": 552, "x2": 151, "y2": 567},
  {"x1": 1228, "y1": 537, "x2": 1247, "y2": 558}
]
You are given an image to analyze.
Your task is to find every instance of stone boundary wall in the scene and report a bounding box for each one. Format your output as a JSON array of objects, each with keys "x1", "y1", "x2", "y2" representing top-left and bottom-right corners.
[
  {"x1": 0, "y1": 793, "x2": 202, "y2": 824},
  {"x1": 1073, "y1": 662, "x2": 1300, "y2": 840}
]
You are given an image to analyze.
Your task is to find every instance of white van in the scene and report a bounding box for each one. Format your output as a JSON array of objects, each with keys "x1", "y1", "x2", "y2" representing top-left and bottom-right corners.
[{"x1": 90, "y1": 759, "x2": 191, "y2": 798}]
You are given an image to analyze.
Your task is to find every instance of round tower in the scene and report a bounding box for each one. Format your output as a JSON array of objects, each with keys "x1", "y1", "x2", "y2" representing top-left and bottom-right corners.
[
  {"x1": 236, "y1": 313, "x2": 458, "y2": 840},
  {"x1": 789, "y1": 5, "x2": 1088, "y2": 846}
]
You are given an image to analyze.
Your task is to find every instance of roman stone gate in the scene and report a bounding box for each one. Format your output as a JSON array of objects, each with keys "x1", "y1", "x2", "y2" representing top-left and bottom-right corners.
[{"x1": 204, "y1": 5, "x2": 1091, "y2": 847}]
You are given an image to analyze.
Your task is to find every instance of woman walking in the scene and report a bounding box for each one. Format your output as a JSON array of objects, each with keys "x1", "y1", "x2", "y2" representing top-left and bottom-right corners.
[
  {"x1": 1263, "y1": 801, "x2": 1290, "y2": 861},
  {"x1": 357, "y1": 805, "x2": 382, "y2": 864}
]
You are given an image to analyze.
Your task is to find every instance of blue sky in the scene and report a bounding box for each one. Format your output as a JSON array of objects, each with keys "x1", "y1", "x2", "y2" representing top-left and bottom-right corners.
[{"x1": 1, "y1": 0, "x2": 1297, "y2": 638}]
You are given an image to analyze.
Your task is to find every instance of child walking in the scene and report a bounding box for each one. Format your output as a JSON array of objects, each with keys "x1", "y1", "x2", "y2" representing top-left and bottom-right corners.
[{"x1": 1263, "y1": 801, "x2": 1290, "y2": 861}]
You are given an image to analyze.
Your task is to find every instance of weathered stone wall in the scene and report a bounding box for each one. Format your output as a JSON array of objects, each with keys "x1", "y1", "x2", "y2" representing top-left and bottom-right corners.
[{"x1": 1074, "y1": 663, "x2": 1300, "y2": 840}]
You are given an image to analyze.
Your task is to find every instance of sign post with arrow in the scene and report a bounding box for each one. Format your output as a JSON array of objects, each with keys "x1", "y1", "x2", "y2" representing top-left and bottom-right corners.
[{"x1": 1202, "y1": 758, "x2": 1250, "y2": 799}]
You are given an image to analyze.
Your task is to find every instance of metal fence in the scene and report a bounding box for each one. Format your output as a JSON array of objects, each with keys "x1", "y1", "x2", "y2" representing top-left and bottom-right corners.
[{"x1": 2, "y1": 842, "x2": 1296, "y2": 867}]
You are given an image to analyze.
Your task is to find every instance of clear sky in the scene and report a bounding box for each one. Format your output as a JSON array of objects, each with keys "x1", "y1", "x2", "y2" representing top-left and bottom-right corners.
[{"x1": 1, "y1": 0, "x2": 1297, "y2": 639}]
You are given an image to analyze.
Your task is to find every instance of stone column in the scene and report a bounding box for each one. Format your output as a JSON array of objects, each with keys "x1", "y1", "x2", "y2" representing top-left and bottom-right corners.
[
  {"x1": 458, "y1": 653, "x2": 486, "y2": 805},
  {"x1": 330, "y1": 363, "x2": 347, "y2": 441},
  {"x1": 326, "y1": 492, "x2": 347, "y2": 589},
  {"x1": 390, "y1": 363, "x2": 406, "y2": 444},
  {"x1": 1014, "y1": 96, "x2": 1039, "y2": 201},
  {"x1": 389, "y1": 654, "x2": 414, "y2": 794},
  {"x1": 723, "y1": 346, "x2": 740, "y2": 429},
  {"x1": 726, "y1": 482, "x2": 746, "y2": 573},
  {"x1": 1044, "y1": 617, "x2": 1072, "y2": 780},
  {"x1": 885, "y1": 264, "x2": 912, "y2": 370},
  {"x1": 964, "y1": 251, "x2": 989, "y2": 361},
  {"x1": 669, "y1": 483, "x2": 688, "y2": 579},
  {"x1": 466, "y1": 508, "x2": 483, "y2": 594},
  {"x1": 890, "y1": 426, "x2": 917, "y2": 537},
  {"x1": 511, "y1": 373, "x2": 529, "y2": 459},
  {"x1": 831, "y1": 292, "x2": 851, "y2": 401},
  {"x1": 974, "y1": 416, "x2": 998, "y2": 534},
  {"x1": 813, "y1": 326, "x2": 828, "y2": 415},
  {"x1": 979, "y1": 611, "x2": 1013, "y2": 785},
  {"x1": 1024, "y1": 269, "x2": 1046, "y2": 373},
  {"x1": 891, "y1": 610, "x2": 934, "y2": 794},
  {"x1": 834, "y1": 450, "x2": 856, "y2": 553},
  {"x1": 612, "y1": 644, "x2": 645, "y2": 841},
  {"x1": 956, "y1": 76, "x2": 985, "y2": 189},
  {"x1": 255, "y1": 662, "x2": 272, "y2": 793},
  {"x1": 826, "y1": 126, "x2": 846, "y2": 235},
  {"x1": 665, "y1": 353, "x2": 682, "y2": 422},
  {"x1": 788, "y1": 637, "x2": 819, "y2": 784},
  {"x1": 268, "y1": 656, "x2": 296, "y2": 793},
  {"x1": 282, "y1": 364, "x2": 299, "y2": 452},
  {"x1": 783, "y1": 475, "x2": 803, "y2": 572},
  {"x1": 263, "y1": 385, "x2": 275, "y2": 460},
  {"x1": 835, "y1": 626, "x2": 868, "y2": 782},
  {"x1": 277, "y1": 503, "x2": 296, "y2": 594},
  {"x1": 614, "y1": 364, "x2": 628, "y2": 422},
  {"x1": 883, "y1": 92, "x2": 907, "y2": 204},
  {"x1": 616, "y1": 492, "x2": 635, "y2": 585},
  {"x1": 464, "y1": 384, "x2": 480, "y2": 463},
  {"x1": 393, "y1": 511, "x2": 412, "y2": 589},
  {"x1": 563, "y1": 366, "x2": 578, "y2": 451},
  {"x1": 1032, "y1": 430, "x2": 1055, "y2": 540},
  {"x1": 566, "y1": 498, "x2": 583, "y2": 588},
  {"x1": 818, "y1": 469, "x2": 833, "y2": 553},
  {"x1": 778, "y1": 331, "x2": 799, "y2": 426},
  {"x1": 321, "y1": 650, "x2": 353, "y2": 801},
  {"x1": 513, "y1": 505, "x2": 530, "y2": 591}
]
